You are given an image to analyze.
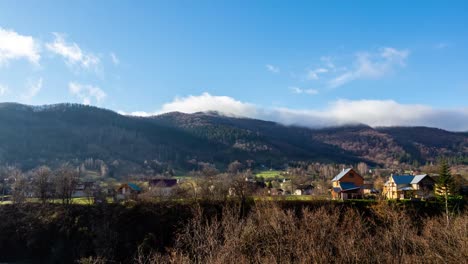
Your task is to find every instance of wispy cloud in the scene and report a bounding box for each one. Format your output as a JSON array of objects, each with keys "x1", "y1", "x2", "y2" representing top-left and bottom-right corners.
[
  {"x1": 46, "y1": 33, "x2": 100, "y2": 71},
  {"x1": 289, "y1": 86, "x2": 319, "y2": 95},
  {"x1": 68, "y1": 82, "x2": 106, "y2": 105},
  {"x1": 0, "y1": 27, "x2": 40, "y2": 66},
  {"x1": 110, "y1": 52, "x2": 119, "y2": 65},
  {"x1": 306, "y1": 68, "x2": 328, "y2": 80},
  {"x1": 328, "y1": 47, "x2": 409, "y2": 88},
  {"x1": 0, "y1": 84, "x2": 8, "y2": 96},
  {"x1": 21, "y1": 78, "x2": 43, "y2": 101},
  {"x1": 320, "y1": 56, "x2": 335, "y2": 70},
  {"x1": 266, "y1": 64, "x2": 280, "y2": 73},
  {"x1": 125, "y1": 93, "x2": 468, "y2": 131}
]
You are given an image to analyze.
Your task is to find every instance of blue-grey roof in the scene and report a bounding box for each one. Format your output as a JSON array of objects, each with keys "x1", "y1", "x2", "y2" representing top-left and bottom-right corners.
[
  {"x1": 332, "y1": 187, "x2": 342, "y2": 193},
  {"x1": 398, "y1": 186, "x2": 414, "y2": 191},
  {"x1": 410, "y1": 174, "x2": 428, "y2": 184},
  {"x1": 128, "y1": 183, "x2": 142, "y2": 191},
  {"x1": 339, "y1": 182, "x2": 360, "y2": 191},
  {"x1": 332, "y1": 168, "x2": 352, "y2": 181},
  {"x1": 392, "y1": 175, "x2": 414, "y2": 185}
]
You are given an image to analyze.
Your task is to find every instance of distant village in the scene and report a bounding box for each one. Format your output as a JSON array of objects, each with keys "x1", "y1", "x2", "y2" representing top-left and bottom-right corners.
[
  {"x1": 1, "y1": 161, "x2": 466, "y2": 204},
  {"x1": 110, "y1": 167, "x2": 462, "y2": 202}
]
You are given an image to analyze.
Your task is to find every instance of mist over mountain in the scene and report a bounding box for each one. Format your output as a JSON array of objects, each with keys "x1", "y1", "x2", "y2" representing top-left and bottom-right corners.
[
  {"x1": 0, "y1": 103, "x2": 466, "y2": 176},
  {"x1": 135, "y1": 93, "x2": 468, "y2": 132}
]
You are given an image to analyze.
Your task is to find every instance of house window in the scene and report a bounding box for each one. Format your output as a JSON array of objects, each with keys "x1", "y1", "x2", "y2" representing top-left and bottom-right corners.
[{"x1": 349, "y1": 173, "x2": 354, "y2": 178}]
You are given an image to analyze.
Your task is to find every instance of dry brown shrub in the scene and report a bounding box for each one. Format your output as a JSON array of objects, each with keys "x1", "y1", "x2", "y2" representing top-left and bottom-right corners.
[
  {"x1": 422, "y1": 214, "x2": 468, "y2": 263},
  {"x1": 133, "y1": 201, "x2": 468, "y2": 264}
]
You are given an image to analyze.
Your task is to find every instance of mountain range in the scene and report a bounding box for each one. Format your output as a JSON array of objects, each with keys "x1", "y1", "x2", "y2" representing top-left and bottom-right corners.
[{"x1": 0, "y1": 103, "x2": 466, "y2": 176}]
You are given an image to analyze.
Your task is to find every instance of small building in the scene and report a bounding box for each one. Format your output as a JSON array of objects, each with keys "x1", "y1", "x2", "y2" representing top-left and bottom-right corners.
[
  {"x1": 362, "y1": 183, "x2": 379, "y2": 195},
  {"x1": 294, "y1": 184, "x2": 314, "y2": 195},
  {"x1": 72, "y1": 181, "x2": 95, "y2": 198},
  {"x1": 383, "y1": 174, "x2": 435, "y2": 199},
  {"x1": 117, "y1": 183, "x2": 142, "y2": 199},
  {"x1": 331, "y1": 168, "x2": 364, "y2": 200},
  {"x1": 148, "y1": 179, "x2": 178, "y2": 196}
]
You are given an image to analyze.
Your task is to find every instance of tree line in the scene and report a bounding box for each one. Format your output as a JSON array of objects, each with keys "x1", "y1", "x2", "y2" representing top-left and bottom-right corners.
[{"x1": 0, "y1": 165, "x2": 93, "y2": 205}]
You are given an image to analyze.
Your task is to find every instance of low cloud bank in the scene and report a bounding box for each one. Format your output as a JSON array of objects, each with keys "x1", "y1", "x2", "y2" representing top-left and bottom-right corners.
[{"x1": 124, "y1": 93, "x2": 468, "y2": 131}]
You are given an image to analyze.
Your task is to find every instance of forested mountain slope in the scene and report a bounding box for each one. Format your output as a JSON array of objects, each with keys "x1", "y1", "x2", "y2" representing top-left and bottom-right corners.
[{"x1": 0, "y1": 103, "x2": 466, "y2": 175}]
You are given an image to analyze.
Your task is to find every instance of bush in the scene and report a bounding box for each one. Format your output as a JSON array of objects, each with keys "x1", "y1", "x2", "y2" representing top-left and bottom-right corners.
[{"x1": 0, "y1": 200, "x2": 466, "y2": 263}]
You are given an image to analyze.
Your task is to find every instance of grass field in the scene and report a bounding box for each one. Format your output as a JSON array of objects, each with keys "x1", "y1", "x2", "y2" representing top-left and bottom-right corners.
[
  {"x1": 0, "y1": 197, "x2": 114, "y2": 205},
  {"x1": 255, "y1": 170, "x2": 284, "y2": 179}
]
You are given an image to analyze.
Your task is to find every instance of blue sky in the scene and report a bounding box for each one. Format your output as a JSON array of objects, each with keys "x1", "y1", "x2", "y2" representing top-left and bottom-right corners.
[{"x1": 0, "y1": 1, "x2": 467, "y2": 130}]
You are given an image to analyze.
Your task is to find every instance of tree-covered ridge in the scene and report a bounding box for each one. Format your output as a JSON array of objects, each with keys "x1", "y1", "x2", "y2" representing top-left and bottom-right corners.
[
  {"x1": 0, "y1": 103, "x2": 466, "y2": 176},
  {"x1": 0, "y1": 103, "x2": 223, "y2": 174}
]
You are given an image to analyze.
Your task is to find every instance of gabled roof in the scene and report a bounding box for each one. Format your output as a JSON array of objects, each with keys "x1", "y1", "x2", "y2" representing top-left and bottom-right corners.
[
  {"x1": 398, "y1": 186, "x2": 414, "y2": 191},
  {"x1": 127, "y1": 183, "x2": 142, "y2": 191},
  {"x1": 339, "y1": 182, "x2": 360, "y2": 191},
  {"x1": 410, "y1": 174, "x2": 430, "y2": 184},
  {"x1": 391, "y1": 175, "x2": 414, "y2": 185},
  {"x1": 149, "y1": 179, "x2": 177, "y2": 187},
  {"x1": 332, "y1": 168, "x2": 352, "y2": 181}
]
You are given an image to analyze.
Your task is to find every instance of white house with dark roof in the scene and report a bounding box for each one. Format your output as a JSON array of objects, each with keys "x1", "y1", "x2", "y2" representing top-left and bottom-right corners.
[{"x1": 383, "y1": 174, "x2": 435, "y2": 199}]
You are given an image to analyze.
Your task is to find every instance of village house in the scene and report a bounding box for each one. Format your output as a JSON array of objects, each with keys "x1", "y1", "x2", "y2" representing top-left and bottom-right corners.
[
  {"x1": 383, "y1": 174, "x2": 435, "y2": 199},
  {"x1": 331, "y1": 168, "x2": 364, "y2": 200},
  {"x1": 361, "y1": 183, "x2": 379, "y2": 196},
  {"x1": 148, "y1": 178, "x2": 178, "y2": 196},
  {"x1": 294, "y1": 184, "x2": 314, "y2": 195},
  {"x1": 116, "y1": 183, "x2": 142, "y2": 199},
  {"x1": 72, "y1": 181, "x2": 95, "y2": 198}
]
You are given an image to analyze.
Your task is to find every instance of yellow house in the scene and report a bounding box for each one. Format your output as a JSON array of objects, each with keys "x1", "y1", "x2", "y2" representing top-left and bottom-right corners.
[{"x1": 383, "y1": 174, "x2": 435, "y2": 199}]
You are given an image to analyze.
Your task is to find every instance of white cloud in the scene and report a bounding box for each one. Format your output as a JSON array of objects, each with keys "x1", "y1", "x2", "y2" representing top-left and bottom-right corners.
[
  {"x1": 0, "y1": 84, "x2": 8, "y2": 96},
  {"x1": 117, "y1": 110, "x2": 153, "y2": 117},
  {"x1": 270, "y1": 99, "x2": 468, "y2": 131},
  {"x1": 320, "y1": 56, "x2": 335, "y2": 70},
  {"x1": 266, "y1": 64, "x2": 280, "y2": 73},
  {"x1": 328, "y1": 47, "x2": 409, "y2": 88},
  {"x1": 68, "y1": 82, "x2": 106, "y2": 105},
  {"x1": 110, "y1": 52, "x2": 119, "y2": 65},
  {"x1": 158, "y1": 92, "x2": 258, "y2": 117},
  {"x1": 289, "y1": 87, "x2": 318, "y2": 95},
  {"x1": 127, "y1": 93, "x2": 468, "y2": 131},
  {"x1": 21, "y1": 78, "x2": 43, "y2": 101},
  {"x1": 306, "y1": 68, "x2": 328, "y2": 80},
  {"x1": 0, "y1": 27, "x2": 40, "y2": 66},
  {"x1": 46, "y1": 33, "x2": 100, "y2": 70}
]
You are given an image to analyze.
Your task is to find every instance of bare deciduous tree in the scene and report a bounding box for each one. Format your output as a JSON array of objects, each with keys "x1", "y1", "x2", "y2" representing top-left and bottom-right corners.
[
  {"x1": 11, "y1": 168, "x2": 28, "y2": 204},
  {"x1": 32, "y1": 166, "x2": 53, "y2": 204},
  {"x1": 54, "y1": 165, "x2": 79, "y2": 205},
  {"x1": 227, "y1": 160, "x2": 244, "y2": 174},
  {"x1": 0, "y1": 167, "x2": 9, "y2": 203},
  {"x1": 357, "y1": 162, "x2": 369, "y2": 176}
]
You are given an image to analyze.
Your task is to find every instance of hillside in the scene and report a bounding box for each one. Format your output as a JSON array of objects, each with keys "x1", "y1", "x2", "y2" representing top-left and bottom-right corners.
[
  {"x1": 0, "y1": 103, "x2": 466, "y2": 176},
  {"x1": 0, "y1": 103, "x2": 224, "y2": 176},
  {"x1": 312, "y1": 126, "x2": 467, "y2": 166}
]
